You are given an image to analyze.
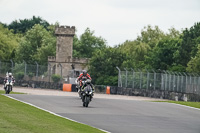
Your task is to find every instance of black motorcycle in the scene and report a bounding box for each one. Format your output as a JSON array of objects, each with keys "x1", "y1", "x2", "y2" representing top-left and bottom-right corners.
[{"x1": 81, "y1": 79, "x2": 93, "y2": 107}]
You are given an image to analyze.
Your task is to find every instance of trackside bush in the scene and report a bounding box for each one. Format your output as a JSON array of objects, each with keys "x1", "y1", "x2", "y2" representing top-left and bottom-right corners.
[
  {"x1": 28, "y1": 72, "x2": 34, "y2": 79},
  {"x1": 51, "y1": 74, "x2": 61, "y2": 83},
  {"x1": 15, "y1": 72, "x2": 24, "y2": 80}
]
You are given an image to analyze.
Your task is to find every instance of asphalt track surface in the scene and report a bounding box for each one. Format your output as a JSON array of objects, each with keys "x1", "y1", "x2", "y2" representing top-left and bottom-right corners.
[{"x1": 7, "y1": 94, "x2": 200, "y2": 133}]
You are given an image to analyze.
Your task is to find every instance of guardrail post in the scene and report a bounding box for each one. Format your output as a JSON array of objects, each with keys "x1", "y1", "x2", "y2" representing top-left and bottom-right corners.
[
  {"x1": 163, "y1": 70, "x2": 167, "y2": 91},
  {"x1": 166, "y1": 71, "x2": 171, "y2": 91},
  {"x1": 116, "y1": 67, "x2": 122, "y2": 87},
  {"x1": 152, "y1": 69, "x2": 156, "y2": 90},
  {"x1": 171, "y1": 72, "x2": 175, "y2": 92},
  {"x1": 192, "y1": 73, "x2": 197, "y2": 94},
  {"x1": 23, "y1": 60, "x2": 27, "y2": 76},
  {"x1": 146, "y1": 69, "x2": 149, "y2": 90},
  {"x1": 138, "y1": 69, "x2": 142, "y2": 89},
  {"x1": 35, "y1": 62, "x2": 38, "y2": 81},
  {"x1": 175, "y1": 72, "x2": 180, "y2": 92},
  {"x1": 167, "y1": 71, "x2": 171, "y2": 97},
  {"x1": 131, "y1": 68, "x2": 134, "y2": 89},
  {"x1": 183, "y1": 72, "x2": 187, "y2": 93},
  {"x1": 179, "y1": 72, "x2": 183, "y2": 93},
  {"x1": 48, "y1": 63, "x2": 51, "y2": 82},
  {"x1": 124, "y1": 68, "x2": 128, "y2": 88}
]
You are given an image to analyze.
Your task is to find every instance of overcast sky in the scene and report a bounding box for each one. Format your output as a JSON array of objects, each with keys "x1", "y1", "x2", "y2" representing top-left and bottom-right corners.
[{"x1": 0, "y1": 0, "x2": 200, "y2": 46}]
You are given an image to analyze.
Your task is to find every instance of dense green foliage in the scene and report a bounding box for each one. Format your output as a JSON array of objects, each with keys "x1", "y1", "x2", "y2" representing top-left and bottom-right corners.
[
  {"x1": 51, "y1": 74, "x2": 61, "y2": 83},
  {"x1": 177, "y1": 23, "x2": 200, "y2": 66},
  {"x1": 145, "y1": 38, "x2": 180, "y2": 70},
  {"x1": 90, "y1": 23, "x2": 200, "y2": 85},
  {"x1": 1, "y1": 16, "x2": 200, "y2": 86},
  {"x1": 0, "y1": 24, "x2": 20, "y2": 61},
  {"x1": 6, "y1": 16, "x2": 50, "y2": 34},
  {"x1": 15, "y1": 72, "x2": 25, "y2": 80},
  {"x1": 89, "y1": 47, "x2": 127, "y2": 86},
  {"x1": 73, "y1": 28, "x2": 106, "y2": 58},
  {"x1": 16, "y1": 24, "x2": 56, "y2": 65}
]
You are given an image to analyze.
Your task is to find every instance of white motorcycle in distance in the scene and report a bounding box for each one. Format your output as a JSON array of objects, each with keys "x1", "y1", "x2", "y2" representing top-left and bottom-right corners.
[{"x1": 5, "y1": 78, "x2": 13, "y2": 94}]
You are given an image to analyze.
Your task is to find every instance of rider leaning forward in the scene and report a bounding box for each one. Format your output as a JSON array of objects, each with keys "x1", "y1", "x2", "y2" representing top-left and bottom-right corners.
[{"x1": 77, "y1": 70, "x2": 94, "y2": 92}]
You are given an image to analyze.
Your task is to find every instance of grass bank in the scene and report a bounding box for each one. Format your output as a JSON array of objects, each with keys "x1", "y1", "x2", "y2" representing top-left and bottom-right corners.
[
  {"x1": 0, "y1": 91, "x2": 104, "y2": 133},
  {"x1": 0, "y1": 90, "x2": 24, "y2": 94},
  {"x1": 154, "y1": 100, "x2": 200, "y2": 109}
]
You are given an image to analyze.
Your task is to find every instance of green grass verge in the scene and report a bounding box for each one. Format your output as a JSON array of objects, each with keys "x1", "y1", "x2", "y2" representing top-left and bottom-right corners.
[
  {"x1": 0, "y1": 90, "x2": 24, "y2": 94},
  {"x1": 0, "y1": 93, "x2": 105, "y2": 133},
  {"x1": 153, "y1": 101, "x2": 200, "y2": 109}
]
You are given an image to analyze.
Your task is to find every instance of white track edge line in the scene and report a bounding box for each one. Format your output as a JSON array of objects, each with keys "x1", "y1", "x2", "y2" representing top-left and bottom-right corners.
[
  {"x1": 3, "y1": 95, "x2": 111, "y2": 133},
  {"x1": 167, "y1": 102, "x2": 200, "y2": 111}
]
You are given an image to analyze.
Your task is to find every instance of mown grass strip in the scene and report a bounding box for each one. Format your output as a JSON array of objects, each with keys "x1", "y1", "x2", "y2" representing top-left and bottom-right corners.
[
  {"x1": 0, "y1": 90, "x2": 24, "y2": 94},
  {"x1": 153, "y1": 100, "x2": 200, "y2": 109},
  {"x1": 0, "y1": 92, "x2": 105, "y2": 133}
]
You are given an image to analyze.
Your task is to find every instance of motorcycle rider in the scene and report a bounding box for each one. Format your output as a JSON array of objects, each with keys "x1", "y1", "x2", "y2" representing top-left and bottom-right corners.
[
  {"x1": 4, "y1": 73, "x2": 15, "y2": 91},
  {"x1": 77, "y1": 70, "x2": 94, "y2": 93}
]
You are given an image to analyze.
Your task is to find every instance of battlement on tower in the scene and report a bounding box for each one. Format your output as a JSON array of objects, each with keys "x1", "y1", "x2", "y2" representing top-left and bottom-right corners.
[
  {"x1": 55, "y1": 26, "x2": 75, "y2": 36},
  {"x1": 48, "y1": 56, "x2": 56, "y2": 62},
  {"x1": 72, "y1": 57, "x2": 89, "y2": 64}
]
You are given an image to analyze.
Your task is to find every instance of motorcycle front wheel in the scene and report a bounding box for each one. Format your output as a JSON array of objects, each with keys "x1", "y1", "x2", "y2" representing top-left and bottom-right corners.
[
  {"x1": 84, "y1": 96, "x2": 90, "y2": 107},
  {"x1": 5, "y1": 86, "x2": 10, "y2": 94}
]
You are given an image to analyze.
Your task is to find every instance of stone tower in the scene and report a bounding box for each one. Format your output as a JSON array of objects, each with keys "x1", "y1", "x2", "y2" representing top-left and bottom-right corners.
[
  {"x1": 48, "y1": 25, "x2": 89, "y2": 83},
  {"x1": 55, "y1": 26, "x2": 75, "y2": 62}
]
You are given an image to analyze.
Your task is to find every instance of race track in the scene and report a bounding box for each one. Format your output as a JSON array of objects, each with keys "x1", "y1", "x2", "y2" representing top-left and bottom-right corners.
[{"x1": 7, "y1": 94, "x2": 200, "y2": 133}]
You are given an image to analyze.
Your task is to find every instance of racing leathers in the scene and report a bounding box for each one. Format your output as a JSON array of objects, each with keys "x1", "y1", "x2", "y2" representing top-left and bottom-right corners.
[{"x1": 77, "y1": 73, "x2": 94, "y2": 92}]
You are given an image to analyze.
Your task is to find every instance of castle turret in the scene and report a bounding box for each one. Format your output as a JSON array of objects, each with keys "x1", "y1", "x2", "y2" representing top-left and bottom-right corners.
[
  {"x1": 48, "y1": 25, "x2": 89, "y2": 83},
  {"x1": 55, "y1": 26, "x2": 75, "y2": 62}
]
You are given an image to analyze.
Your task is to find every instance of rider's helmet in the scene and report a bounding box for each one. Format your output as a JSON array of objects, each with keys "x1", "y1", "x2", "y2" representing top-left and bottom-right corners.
[
  {"x1": 82, "y1": 70, "x2": 87, "y2": 76},
  {"x1": 8, "y1": 73, "x2": 12, "y2": 77}
]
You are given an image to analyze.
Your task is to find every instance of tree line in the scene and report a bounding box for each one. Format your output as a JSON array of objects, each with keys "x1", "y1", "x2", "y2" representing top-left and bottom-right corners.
[{"x1": 0, "y1": 16, "x2": 200, "y2": 86}]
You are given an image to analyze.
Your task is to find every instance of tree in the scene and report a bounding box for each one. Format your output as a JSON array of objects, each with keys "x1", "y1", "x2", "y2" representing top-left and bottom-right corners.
[
  {"x1": 167, "y1": 27, "x2": 181, "y2": 39},
  {"x1": 73, "y1": 34, "x2": 82, "y2": 57},
  {"x1": 16, "y1": 24, "x2": 56, "y2": 65},
  {"x1": 137, "y1": 25, "x2": 166, "y2": 48},
  {"x1": 0, "y1": 22, "x2": 7, "y2": 28},
  {"x1": 120, "y1": 40, "x2": 150, "y2": 60},
  {"x1": 187, "y1": 44, "x2": 200, "y2": 73},
  {"x1": 73, "y1": 28, "x2": 106, "y2": 58},
  {"x1": 119, "y1": 40, "x2": 150, "y2": 69},
  {"x1": 8, "y1": 16, "x2": 50, "y2": 34},
  {"x1": 118, "y1": 25, "x2": 172, "y2": 70},
  {"x1": 177, "y1": 22, "x2": 200, "y2": 67},
  {"x1": 145, "y1": 38, "x2": 181, "y2": 70},
  {"x1": 0, "y1": 24, "x2": 20, "y2": 61},
  {"x1": 129, "y1": 25, "x2": 183, "y2": 71},
  {"x1": 89, "y1": 47, "x2": 127, "y2": 86}
]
